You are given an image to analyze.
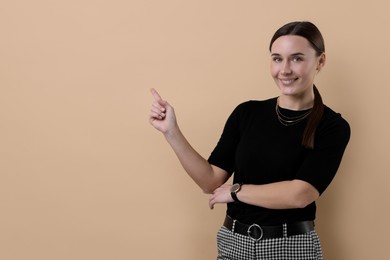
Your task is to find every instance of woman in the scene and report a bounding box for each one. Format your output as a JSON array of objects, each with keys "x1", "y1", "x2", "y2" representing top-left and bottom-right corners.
[{"x1": 149, "y1": 21, "x2": 350, "y2": 260}]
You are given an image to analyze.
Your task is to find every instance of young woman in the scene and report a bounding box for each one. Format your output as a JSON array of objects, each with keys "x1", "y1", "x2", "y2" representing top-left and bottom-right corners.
[{"x1": 149, "y1": 21, "x2": 350, "y2": 260}]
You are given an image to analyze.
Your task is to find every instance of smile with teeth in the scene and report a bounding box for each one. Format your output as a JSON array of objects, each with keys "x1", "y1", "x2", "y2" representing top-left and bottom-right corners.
[{"x1": 279, "y1": 78, "x2": 297, "y2": 85}]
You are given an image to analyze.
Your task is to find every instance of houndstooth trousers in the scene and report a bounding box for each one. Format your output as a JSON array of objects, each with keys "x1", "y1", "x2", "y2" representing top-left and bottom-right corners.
[{"x1": 216, "y1": 226, "x2": 323, "y2": 260}]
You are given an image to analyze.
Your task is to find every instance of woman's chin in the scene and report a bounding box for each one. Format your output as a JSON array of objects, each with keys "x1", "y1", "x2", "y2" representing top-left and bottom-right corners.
[{"x1": 279, "y1": 86, "x2": 297, "y2": 96}]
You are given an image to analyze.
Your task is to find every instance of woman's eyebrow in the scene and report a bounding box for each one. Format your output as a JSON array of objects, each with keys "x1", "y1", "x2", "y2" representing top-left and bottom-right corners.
[
  {"x1": 271, "y1": 52, "x2": 305, "y2": 56},
  {"x1": 271, "y1": 52, "x2": 305, "y2": 57}
]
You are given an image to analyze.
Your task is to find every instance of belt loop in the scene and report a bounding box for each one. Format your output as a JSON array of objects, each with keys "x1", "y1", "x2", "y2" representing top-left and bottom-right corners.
[
  {"x1": 283, "y1": 223, "x2": 287, "y2": 238},
  {"x1": 232, "y1": 219, "x2": 237, "y2": 233}
]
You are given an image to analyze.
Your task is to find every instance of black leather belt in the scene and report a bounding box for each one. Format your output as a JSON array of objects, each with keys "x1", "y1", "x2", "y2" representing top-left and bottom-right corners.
[{"x1": 223, "y1": 215, "x2": 314, "y2": 241}]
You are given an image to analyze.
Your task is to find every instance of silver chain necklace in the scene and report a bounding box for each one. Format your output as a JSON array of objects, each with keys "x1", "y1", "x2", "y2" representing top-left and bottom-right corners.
[{"x1": 275, "y1": 98, "x2": 311, "y2": 126}]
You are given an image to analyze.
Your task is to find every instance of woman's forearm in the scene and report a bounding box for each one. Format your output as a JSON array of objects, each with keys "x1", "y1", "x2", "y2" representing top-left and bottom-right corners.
[
  {"x1": 237, "y1": 180, "x2": 319, "y2": 209},
  {"x1": 149, "y1": 88, "x2": 228, "y2": 193},
  {"x1": 164, "y1": 126, "x2": 228, "y2": 193}
]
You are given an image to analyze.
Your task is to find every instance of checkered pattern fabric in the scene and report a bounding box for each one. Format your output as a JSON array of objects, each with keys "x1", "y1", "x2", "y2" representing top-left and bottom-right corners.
[{"x1": 216, "y1": 226, "x2": 323, "y2": 260}]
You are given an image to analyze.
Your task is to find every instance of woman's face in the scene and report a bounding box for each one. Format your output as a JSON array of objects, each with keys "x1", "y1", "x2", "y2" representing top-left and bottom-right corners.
[{"x1": 270, "y1": 35, "x2": 325, "y2": 98}]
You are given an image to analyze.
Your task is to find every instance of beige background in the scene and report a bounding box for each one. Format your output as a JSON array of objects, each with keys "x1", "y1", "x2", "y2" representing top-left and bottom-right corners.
[{"x1": 1, "y1": 1, "x2": 388, "y2": 259}]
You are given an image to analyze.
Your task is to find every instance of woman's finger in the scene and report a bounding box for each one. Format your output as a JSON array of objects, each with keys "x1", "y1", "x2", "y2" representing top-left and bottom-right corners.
[
  {"x1": 150, "y1": 110, "x2": 164, "y2": 120},
  {"x1": 150, "y1": 88, "x2": 163, "y2": 102},
  {"x1": 209, "y1": 197, "x2": 215, "y2": 209},
  {"x1": 151, "y1": 101, "x2": 166, "y2": 114},
  {"x1": 150, "y1": 104, "x2": 165, "y2": 116}
]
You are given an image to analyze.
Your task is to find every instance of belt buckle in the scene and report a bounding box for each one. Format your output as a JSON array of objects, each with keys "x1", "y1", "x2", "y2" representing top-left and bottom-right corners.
[{"x1": 247, "y1": 224, "x2": 263, "y2": 241}]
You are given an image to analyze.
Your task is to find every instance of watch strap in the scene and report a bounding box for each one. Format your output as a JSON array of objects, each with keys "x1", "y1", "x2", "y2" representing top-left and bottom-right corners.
[
  {"x1": 231, "y1": 191, "x2": 240, "y2": 202},
  {"x1": 231, "y1": 183, "x2": 242, "y2": 202}
]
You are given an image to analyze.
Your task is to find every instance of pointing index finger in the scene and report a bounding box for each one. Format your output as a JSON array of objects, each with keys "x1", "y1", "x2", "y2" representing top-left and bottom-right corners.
[{"x1": 150, "y1": 88, "x2": 163, "y2": 101}]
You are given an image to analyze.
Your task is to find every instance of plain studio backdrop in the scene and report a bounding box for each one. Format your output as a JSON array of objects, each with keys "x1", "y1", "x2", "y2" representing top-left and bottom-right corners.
[{"x1": 1, "y1": 1, "x2": 389, "y2": 259}]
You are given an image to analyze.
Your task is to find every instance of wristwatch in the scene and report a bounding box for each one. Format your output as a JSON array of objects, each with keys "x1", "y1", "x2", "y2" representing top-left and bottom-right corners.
[{"x1": 230, "y1": 183, "x2": 242, "y2": 202}]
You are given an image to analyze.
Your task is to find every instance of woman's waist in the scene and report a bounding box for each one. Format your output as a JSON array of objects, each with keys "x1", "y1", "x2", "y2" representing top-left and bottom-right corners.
[{"x1": 227, "y1": 203, "x2": 316, "y2": 226}]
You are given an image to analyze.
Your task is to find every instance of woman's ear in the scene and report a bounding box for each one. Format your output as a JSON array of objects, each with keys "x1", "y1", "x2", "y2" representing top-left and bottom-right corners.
[{"x1": 317, "y1": 53, "x2": 326, "y2": 72}]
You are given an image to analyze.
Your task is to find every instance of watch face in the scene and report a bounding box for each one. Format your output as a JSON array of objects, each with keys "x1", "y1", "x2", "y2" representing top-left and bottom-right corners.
[{"x1": 231, "y1": 183, "x2": 241, "y2": 193}]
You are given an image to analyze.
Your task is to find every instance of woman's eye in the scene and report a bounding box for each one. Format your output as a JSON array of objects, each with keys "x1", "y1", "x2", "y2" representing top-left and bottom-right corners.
[
  {"x1": 272, "y1": 57, "x2": 282, "y2": 62},
  {"x1": 292, "y1": 56, "x2": 303, "y2": 62}
]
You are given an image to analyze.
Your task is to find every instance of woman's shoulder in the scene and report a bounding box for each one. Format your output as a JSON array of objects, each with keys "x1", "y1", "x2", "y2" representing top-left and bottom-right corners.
[
  {"x1": 234, "y1": 97, "x2": 277, "y2": 112},
  {"x1": 226, "y1": 97, "x2": 277, "y2": 123},
  {"x1": 319, "y1": 105, "x2": 351, "y2": 138},
  {"x1": 322, "y1": 105, "x2": 349, "y2": 125}
]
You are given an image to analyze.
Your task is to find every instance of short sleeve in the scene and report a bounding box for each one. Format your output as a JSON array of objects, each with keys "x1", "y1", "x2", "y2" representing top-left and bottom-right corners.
[
  {"x1": 295, "y1": 113, "x2": 351, "y2": 194},
  {"x1": 207, "y1": 104, "x2": 244, "y2": 175}
]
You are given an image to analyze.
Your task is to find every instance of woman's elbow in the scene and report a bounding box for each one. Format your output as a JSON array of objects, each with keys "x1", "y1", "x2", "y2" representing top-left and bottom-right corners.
[
  {"x1": 201, "y1": 186, "x2": 215, "y2": 194},
  {"x1": 201, "y1": 181, "x2": 225, "y2": 194},
  {"x1": 290, "y1": 181, "x2": 320, "y2": 208},
  {"x1": 201, "y1": 167, "x2": 229, "y2": 194},
  {"x1": 292, "y1": 196, "x2": 316, "y2": 209}
]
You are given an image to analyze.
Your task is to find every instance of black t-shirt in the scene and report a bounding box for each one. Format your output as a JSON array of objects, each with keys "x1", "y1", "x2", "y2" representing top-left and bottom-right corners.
[{"x1": 208, "y1": 97, "x2": 350, "y2": 225}]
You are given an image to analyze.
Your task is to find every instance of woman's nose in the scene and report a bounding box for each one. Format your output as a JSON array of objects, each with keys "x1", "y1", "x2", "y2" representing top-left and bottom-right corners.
[{"x1": 281, "y1": 61, "x2": 292, "y2": 75}]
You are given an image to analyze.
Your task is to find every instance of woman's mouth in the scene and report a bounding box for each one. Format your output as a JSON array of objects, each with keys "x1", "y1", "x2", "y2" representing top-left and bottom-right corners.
[{"x1": 279, "y1": 78, "x2": 297, "y2": 85}]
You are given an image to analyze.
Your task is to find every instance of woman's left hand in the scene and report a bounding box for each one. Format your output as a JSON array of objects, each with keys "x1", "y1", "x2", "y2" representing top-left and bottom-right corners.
[{"x1": 209, "y1": 184, "x2": 234, "y2": 209}]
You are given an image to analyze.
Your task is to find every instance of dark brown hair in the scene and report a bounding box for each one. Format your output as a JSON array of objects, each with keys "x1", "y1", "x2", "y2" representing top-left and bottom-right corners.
[{"x1": 269, "y1": 21, "x2": 325, "y2": 149}]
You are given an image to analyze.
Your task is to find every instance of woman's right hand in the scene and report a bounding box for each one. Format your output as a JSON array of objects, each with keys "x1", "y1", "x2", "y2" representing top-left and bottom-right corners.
[{"x1": 149, "y1": 88, "x2": 178, "y2": 134}]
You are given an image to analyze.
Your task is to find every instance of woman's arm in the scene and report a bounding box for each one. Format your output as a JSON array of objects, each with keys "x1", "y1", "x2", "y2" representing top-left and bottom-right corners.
[
  {"x1": 149, "y1": 88, "x2": 229, "y2": 193},
  {"x1": 209, "y1": 180, "x2": 319, "y2": 209}
]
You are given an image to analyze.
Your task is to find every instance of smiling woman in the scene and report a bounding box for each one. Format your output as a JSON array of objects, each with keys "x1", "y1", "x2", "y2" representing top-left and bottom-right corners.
[
  {"x1": 149, "y1": 21, "x2": 350, "y2": 260},
  {"x1": 269, "y1": 22, "x2": 327, "y2": 150},
  {"x1": 271, "y1": 36, "x2": 324, "y2": 99}
]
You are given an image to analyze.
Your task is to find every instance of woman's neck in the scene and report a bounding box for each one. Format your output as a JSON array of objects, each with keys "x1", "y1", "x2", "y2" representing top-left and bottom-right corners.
[{"x1": 278, "y1": 93, "x2": 314, "y2": 111}]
